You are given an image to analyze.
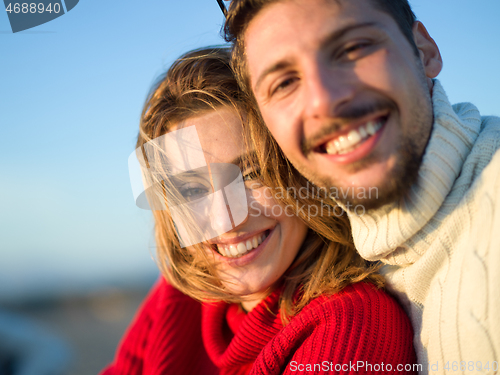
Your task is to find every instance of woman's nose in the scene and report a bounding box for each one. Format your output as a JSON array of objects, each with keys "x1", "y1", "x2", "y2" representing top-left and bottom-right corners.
[{"x1": 202, "y1": 191, "x2": 232, "y2": 235}]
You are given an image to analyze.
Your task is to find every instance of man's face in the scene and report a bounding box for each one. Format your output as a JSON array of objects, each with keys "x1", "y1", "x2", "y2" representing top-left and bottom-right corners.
[{"x1": 244, "y1": 0, "x2": 440, "y2": 210}]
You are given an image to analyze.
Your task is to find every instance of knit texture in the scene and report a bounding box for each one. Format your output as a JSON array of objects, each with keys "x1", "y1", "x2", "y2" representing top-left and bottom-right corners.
[
  {"x1": 346, "y1": 80, "x2": 500, "y2": 373},
  {"x1": 101, "y1": 280, "x2": 416, "y2": 374}
]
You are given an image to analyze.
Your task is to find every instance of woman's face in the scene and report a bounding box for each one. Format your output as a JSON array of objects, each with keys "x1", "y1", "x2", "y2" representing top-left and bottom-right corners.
[{"x1": 173, "y1": 108, "x2": 308, "y2": 310}]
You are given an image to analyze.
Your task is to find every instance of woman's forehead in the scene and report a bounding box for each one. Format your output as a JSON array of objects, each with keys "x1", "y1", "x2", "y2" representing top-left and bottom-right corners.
[{"x1": 177, "y1": 108, "x2": 246, "y2": 165}]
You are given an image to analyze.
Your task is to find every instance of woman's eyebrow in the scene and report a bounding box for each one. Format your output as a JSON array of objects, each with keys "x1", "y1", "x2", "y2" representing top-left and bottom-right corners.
[{"x1": 228, "y1": 150, "x2": 259, "y2": 167}]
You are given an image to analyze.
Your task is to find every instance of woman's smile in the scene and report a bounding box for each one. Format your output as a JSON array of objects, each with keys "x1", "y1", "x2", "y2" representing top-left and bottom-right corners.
[{"x1": 211, "y1": 229, "x2": 271, "y2": 259}]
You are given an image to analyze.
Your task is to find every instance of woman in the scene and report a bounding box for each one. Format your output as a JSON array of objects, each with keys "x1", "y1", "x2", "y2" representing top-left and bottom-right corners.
[{"x1": 102, "y1": 47, "x2": 416, "y2": 374}]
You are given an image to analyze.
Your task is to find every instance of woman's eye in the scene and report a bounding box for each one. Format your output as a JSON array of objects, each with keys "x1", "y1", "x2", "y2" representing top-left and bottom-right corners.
[
  {"x1": 179, "y1": 184, "x2": 210, "y2": 202},
  {"x1": 243, "y1": 170, "x2": 264, "y2": 189},
  {"x1": 243, "y1": 170, "x2": 261, "y2": 181}
]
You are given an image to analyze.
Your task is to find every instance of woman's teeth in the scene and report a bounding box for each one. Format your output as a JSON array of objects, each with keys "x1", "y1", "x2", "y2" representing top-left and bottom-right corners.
[
  {"x1": 216, "y1": 231, "x2": 268, "y2": 258},
  {"x1": 325, "y1": 119, "x2": 383, "y2": 155}
]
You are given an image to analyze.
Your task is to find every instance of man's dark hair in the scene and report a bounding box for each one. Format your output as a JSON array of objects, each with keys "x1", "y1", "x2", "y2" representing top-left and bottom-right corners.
[
  {"x1": 370, "y1": 0, "x2": 417, "y2": 46},
  {"x1": 223, "y1": 0, "x2": 417, "y2": 98}
]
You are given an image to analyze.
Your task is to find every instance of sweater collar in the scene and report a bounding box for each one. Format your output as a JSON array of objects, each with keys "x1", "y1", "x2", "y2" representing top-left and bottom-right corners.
[
  {"x1": 202, "y1": 288, "x2": 284, "y2": 369},
  {"x1": 345, "y1": 80, "x2": 482, "y2": 263}
]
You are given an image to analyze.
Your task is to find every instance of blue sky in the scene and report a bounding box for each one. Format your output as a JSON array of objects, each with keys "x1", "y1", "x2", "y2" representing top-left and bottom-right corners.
[{"x1": 0, "y1": 0, "x2": 499, "y2": 299}]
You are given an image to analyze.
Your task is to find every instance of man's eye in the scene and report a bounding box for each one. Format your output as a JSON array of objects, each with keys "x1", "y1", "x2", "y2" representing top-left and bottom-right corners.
[
  {"x1": 271, "y1": 77, "x2": 298, "y2": 96},
  {"x1": 339, "y1": 42, "x2": 371, "y2": 60}
]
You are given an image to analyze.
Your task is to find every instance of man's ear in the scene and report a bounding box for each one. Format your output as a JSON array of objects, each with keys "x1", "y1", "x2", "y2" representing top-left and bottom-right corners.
[{"x1": 413, "y1": 21, "x2": 443, "y2": 79}]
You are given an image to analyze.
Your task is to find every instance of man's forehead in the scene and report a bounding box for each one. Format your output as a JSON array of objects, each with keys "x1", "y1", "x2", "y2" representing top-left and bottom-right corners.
[
  {"x1": 245, "y1": 0, "x2": 377, "y2": 42},
  {"x1": 244, "y1": 0, "x2": 391, "y2": 86}
]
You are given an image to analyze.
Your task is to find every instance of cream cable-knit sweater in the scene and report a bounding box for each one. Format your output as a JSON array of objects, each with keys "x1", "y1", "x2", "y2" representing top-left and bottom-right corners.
[{"x1": 346, "y1": 80, "x2": 500, "y2": 374}]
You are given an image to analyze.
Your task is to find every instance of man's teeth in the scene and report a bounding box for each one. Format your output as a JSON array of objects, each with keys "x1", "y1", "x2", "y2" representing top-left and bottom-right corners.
[
  {"x1": 216, "y1": 232, "x2": 268, "y2": 258},
  {"x1": 325, "y1": 120, "x2": 383, "y2": 155}
]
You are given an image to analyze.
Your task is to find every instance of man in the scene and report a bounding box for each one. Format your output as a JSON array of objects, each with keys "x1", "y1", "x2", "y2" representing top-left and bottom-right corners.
[{"x1": 224, "y1": 0, "x2": 500, "y2": 373}]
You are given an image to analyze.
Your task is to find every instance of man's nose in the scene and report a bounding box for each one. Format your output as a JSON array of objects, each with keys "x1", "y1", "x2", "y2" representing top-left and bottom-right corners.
[{"x1": 303, "y1": 59, "x2": 355, "y2": 119}]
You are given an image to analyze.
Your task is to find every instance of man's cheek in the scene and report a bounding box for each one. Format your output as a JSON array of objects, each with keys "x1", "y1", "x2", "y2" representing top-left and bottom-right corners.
[
  {"x1": 354, "y1": 50, "x2": 396, "y2": 88},
  {"x1": 262, "y1": 110, "x2": 297, "y2": 155}
]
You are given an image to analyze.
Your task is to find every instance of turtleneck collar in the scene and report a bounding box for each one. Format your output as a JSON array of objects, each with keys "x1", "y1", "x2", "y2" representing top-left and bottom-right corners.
[
  {"x1": 344, "y1": 80, "x2": 482, "y2": 263},
  {"x1": 201, "y1": 288, "x2": 284, "y2": 369}
]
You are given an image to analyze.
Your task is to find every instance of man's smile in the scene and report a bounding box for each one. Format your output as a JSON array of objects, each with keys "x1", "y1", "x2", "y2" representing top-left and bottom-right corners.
[{"x1": 314, "y1": 115, "x2": 388, "y2": 156}]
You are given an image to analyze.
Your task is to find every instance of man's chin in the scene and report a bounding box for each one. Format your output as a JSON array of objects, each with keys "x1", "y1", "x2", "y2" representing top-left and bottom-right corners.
[
  {"x1": 334, "y1": 191, "x2": 400, "y2": 213},
  {"x1": 330, "y1": 169, "x2": 417, "y2": 213}
]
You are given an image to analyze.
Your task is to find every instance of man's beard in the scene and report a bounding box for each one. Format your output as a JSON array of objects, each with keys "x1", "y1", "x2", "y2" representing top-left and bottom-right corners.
[
  {"x1": 301, "y1": 87, "x2": 433, "y2": 212},
  {"x1": 340, "y1": 132, "x2": 425, "y2": 211}
]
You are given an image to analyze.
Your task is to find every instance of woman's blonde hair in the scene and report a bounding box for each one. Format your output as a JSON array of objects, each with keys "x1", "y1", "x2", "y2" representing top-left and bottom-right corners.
[{"x1": 138, "y1": 47, "x2": 383, "y2": 323}]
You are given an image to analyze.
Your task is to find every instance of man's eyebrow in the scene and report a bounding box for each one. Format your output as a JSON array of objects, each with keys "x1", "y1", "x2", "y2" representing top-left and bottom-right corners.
[
  {"x1": 319, "y1": 22, "x2": 379, "y2": 49},
  {"x1": 255, "y1": 61, "x2": 293, "y2": 93},
  {"x1": 253, "y1": 22, "x2": 379, "y2": 92}
]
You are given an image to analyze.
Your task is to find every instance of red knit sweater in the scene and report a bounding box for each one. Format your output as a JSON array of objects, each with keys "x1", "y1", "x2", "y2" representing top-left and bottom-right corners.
[{"x1": 101, "y1": 279, "x2": 416, "y2": 374}]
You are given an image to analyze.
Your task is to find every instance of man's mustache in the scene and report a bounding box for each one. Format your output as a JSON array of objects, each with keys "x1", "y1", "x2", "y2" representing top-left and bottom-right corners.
[{"x1": 301, "y1": 100, "x2": 397, "y2": 155}]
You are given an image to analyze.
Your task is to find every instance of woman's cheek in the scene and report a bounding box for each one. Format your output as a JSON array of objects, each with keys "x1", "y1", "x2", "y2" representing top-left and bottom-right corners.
[
  {"x1": 247, "y1": 186, "x2": 282, "y2": 219},
  {"x1": 249, "y1": 198, "x2": 263, "y2": 217}
]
